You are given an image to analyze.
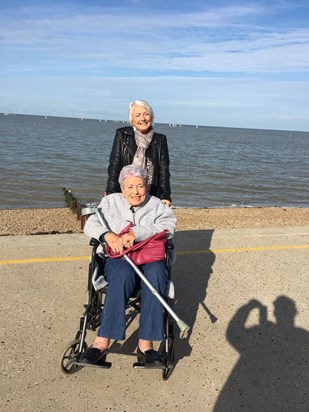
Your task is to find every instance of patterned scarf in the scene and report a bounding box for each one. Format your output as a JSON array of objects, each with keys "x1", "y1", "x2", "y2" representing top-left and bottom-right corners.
[{"x1": 132, "y1": 128, "x2": 154, "y2": 169}]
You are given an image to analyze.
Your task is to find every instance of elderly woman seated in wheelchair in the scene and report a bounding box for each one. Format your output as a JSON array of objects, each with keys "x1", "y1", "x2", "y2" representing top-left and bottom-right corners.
[{"x1": 80, "y1": 164, "x2": 177, "y2": 368}]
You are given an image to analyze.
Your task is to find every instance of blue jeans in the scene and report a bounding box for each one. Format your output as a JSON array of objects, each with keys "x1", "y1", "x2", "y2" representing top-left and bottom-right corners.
[{"x1": 98, "y1": 258, "x2": 168, "y2": 341}]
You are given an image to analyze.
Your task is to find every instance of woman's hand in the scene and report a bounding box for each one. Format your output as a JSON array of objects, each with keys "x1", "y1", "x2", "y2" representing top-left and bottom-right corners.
[
  {"x1": 161, "y1": 199, "x2": 172, "y2": 207},
  {"x1": 121, "y1": 230, "x2": 136, "y2": 248},
  {"x1": 104, "y1": 232, "x2": 124, "y2": 254}
]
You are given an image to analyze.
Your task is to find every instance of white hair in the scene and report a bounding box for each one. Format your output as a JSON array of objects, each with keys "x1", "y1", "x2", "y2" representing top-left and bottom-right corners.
[
  {"x1": 128, "y1": 100, "x2": 154, "y2": 125},
  {"x1": 118, "y1": 165, "x2": 148, "y2": 187}
]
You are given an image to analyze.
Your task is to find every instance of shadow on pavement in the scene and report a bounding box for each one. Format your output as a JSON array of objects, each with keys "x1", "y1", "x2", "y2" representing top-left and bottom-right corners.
[
  {"x1": 214, "y1": 296, "x2": 309, "y2": 411},
  {"x1": 172, "y1": 229, "x2": 216, "y2": 359}
]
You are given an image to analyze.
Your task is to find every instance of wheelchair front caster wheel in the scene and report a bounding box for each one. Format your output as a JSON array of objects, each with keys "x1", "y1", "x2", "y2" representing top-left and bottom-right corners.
[
  {"x1": 162, "y1": 344, "x2": 175, "y2": 381},
  {"x1": 60, "y1": 339, "x2": 88, "y2": 375},
  {"x1": 162, "y1": 361, "x2": 174, "y2": 380}
]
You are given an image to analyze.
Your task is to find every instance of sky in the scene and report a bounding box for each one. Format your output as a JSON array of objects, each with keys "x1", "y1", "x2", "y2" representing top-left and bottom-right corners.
[{"x1": 1, "y1": 0, "x2": 309, "y2": 131}]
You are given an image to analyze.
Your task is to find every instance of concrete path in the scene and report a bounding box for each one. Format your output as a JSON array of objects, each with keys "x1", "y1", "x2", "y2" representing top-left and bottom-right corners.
[{"x1": 0, "y1": 227, "x2": 308, "y2": 412}]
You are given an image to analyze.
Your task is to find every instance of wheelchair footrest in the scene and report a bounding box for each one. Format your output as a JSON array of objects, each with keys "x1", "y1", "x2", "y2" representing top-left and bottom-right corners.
[
  {"x1": 133, "y1": 361, "x2": 165, "y2": 369},
  {"x1": 76, "y1": 360, "x2": 112, "y2": 369}
]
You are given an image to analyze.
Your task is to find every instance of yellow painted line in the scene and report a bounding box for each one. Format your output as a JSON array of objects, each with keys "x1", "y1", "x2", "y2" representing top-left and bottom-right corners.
[
  {"x1": 0, "y1": 256, "x2": 89, "y2": 265},
  {"x1": 178, "y1": 244, "x2": 309, "y2": 255},
  {"x1": 0, "y1": 244, "x2": 308, "y2": 266}
]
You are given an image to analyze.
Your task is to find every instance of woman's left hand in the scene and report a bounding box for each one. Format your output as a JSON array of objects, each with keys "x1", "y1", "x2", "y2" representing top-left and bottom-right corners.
[{"x1": 121, "y1": 231, "x2": 136, "y2": 248}]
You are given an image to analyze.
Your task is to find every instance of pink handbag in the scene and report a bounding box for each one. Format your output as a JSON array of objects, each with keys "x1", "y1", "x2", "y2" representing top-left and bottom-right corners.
[{"x1": 105, "y1": 224, "x2": 167, "y2": 265}]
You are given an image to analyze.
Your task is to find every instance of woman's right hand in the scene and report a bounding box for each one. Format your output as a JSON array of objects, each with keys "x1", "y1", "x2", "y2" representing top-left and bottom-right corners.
[{"x1": 104, "y1": 232, "x2": 124, "y2": 254}]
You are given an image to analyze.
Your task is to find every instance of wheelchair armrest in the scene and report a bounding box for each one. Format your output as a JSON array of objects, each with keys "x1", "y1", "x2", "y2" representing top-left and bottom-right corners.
[{"x1": 89, "y1": 238, "x2": 100, "y2": 247}]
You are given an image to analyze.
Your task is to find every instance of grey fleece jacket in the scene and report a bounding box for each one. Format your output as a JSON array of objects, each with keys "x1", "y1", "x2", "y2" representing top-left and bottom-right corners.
[{"x1": 84, "y1": 193, "x2": 177, "y2": 242}]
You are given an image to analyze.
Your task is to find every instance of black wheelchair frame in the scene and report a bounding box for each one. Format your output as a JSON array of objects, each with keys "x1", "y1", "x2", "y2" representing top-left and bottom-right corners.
[{"x1": 60, "y1": 237, "x2": 176, "y2": 380}]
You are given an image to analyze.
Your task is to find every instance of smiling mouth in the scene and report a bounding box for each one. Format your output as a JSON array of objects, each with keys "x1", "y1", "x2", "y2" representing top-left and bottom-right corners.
[{"x1": 131, "y1": 196, "x2": 144, "y2": 204}]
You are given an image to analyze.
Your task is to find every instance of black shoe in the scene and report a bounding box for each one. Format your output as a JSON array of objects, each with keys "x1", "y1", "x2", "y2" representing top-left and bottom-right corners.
[
  {"x1": 79, "y1": 347, "x2": 108, "y2": 366},
  {"x1": 137, "y1": 348, "x2": 164, "y2": 368}
]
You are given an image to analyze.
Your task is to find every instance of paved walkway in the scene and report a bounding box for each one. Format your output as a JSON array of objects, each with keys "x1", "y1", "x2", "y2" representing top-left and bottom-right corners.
[{"x1": 1, "y1": 226, "x2": 308, "y2": 411}]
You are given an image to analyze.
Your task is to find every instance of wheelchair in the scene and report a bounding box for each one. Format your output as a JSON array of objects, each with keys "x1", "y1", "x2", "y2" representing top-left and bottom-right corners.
[{"x1": 60, "y1": 230, "x2": 177, "y2": 381}]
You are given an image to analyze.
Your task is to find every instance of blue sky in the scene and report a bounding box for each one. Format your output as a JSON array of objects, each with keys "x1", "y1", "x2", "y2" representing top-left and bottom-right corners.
[{"x1": 1, "y1": 0, "x2": 309, "y2": 131}]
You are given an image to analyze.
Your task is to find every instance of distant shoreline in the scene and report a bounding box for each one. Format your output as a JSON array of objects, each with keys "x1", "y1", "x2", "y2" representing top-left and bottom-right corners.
[
  {"x1": 2, "y1": 112, "x2": 309, "y2": 133},
  {"x1": 1, "y1": 206, "x2": 308, "y2": 236}
]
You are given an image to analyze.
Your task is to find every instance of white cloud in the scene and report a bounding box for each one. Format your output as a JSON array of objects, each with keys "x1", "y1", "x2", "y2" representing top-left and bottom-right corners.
[
  {"x1": 1, "y1": 3, "x2": 308, "y2": 75},
  {"x1": 0, "y1": 1, "x2": 308, "y2": 130}
]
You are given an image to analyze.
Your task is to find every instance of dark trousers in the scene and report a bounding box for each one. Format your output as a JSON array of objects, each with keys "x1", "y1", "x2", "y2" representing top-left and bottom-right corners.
[{"x1": 98, "y1": 258, "x2": 168, "y2": 341}]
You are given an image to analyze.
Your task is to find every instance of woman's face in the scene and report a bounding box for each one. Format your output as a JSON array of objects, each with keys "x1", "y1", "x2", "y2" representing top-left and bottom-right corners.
[
  {"x1": 131, "y1": 105, "x2": 152, "y2": 133},
  {"x1": 122, "y1": 175, "x2": 147, "y2": 207}
]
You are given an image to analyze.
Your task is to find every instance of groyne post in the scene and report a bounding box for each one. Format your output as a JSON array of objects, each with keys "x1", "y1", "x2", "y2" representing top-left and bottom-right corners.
[{"x1": 63, "y1": 188, "x2": 87, "y2": 230}]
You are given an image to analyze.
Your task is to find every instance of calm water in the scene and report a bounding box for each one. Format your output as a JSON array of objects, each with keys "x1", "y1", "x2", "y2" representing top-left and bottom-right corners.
[{"x1": 1, "y1": 113, "x2": 308, "y2": 209}]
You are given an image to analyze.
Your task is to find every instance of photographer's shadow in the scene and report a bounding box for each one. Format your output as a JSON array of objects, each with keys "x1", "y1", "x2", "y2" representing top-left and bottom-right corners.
[
  {"x1": 214, "y1": 296, "x2": 309, "y2": 411},
  {"x1": 172, "y1": 229, "x2": 216, "y2": 359}
]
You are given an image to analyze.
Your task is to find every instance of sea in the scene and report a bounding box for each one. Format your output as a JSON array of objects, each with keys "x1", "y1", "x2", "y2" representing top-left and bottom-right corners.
[{"x1": 1, "y1": 113, "x2": 308, "y2": 210}]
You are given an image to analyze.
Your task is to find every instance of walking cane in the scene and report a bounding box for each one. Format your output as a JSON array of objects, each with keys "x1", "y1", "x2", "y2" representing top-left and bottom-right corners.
[
  {"x1": 123, "y1": 254, "x2": 189, "y2": 338},
  {"x1": 94, "y1": 208, "x2": 190, "y2": 339}
]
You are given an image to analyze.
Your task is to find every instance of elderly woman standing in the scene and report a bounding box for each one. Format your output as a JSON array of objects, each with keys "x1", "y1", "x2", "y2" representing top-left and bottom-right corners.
[
  {"x1": 105, "y1": 100, "x2": 172, "y2": 206},
  {"x1": 81, "y1": 165, "x2": 177, "y2": 367}
]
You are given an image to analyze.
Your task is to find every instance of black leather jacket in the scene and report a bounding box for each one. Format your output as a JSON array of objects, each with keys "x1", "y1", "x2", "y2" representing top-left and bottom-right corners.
[{"x1": 106, "y1": 126, "x2": 171, "y2": 202}]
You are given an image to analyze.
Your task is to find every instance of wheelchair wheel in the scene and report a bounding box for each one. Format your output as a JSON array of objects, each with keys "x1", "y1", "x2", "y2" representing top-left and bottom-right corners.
[{"x1": 60, "y1": 339, "x2": 88, "y2": 375}]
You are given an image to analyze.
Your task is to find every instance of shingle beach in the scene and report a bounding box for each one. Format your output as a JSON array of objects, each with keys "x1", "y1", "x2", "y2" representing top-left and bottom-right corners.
[{"x1": 0, "y1": 206, "x2": 308, "y2": 236}]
